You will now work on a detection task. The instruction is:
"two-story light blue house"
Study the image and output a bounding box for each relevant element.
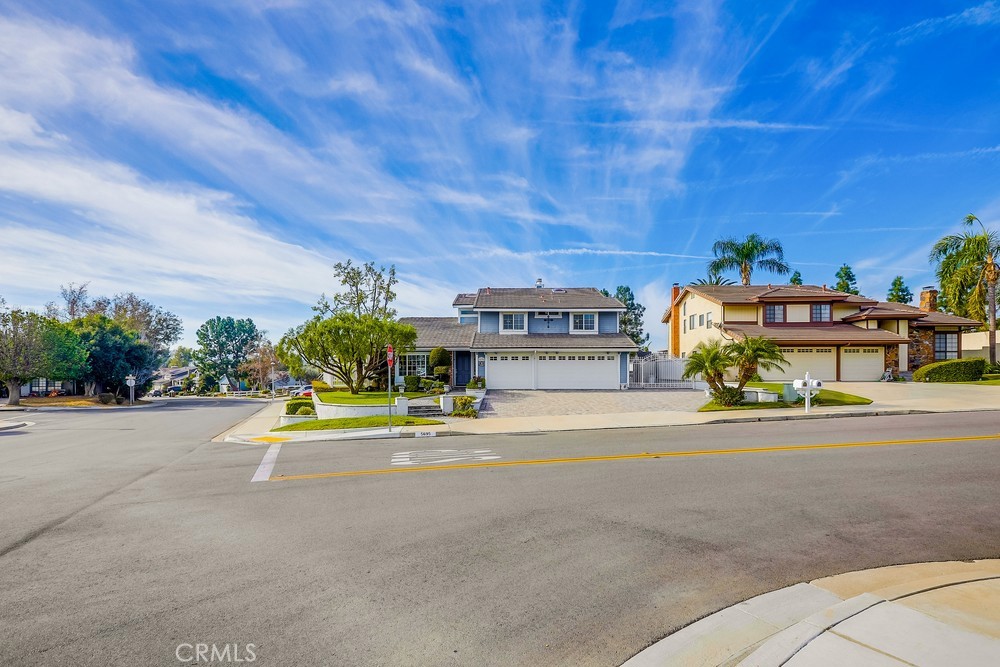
[397,281,637,390]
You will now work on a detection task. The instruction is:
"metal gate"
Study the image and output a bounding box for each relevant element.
[628,353,694,389]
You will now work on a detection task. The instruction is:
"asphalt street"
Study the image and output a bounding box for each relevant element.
[2,401,999,666]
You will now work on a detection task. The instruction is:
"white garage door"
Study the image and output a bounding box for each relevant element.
[485,353,533,389]
[763,347,837,381]
[537,352,620,390]
[840,347,885,381]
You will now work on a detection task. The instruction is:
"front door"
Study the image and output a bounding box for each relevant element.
[454,351,472,386]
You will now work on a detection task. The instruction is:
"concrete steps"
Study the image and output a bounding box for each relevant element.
[408,404,444,417]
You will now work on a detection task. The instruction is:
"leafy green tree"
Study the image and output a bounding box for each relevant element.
[43,321,89,386]
[239,340,285,391]
[681,340,732,393]
[613,285,650,349]
[886,276,914,304]
[834,264,860,295]
[168,345,194,367]
[789,270,803,285]
[930,214,1000,364]
[726,336,789,390]
[70,314,157,396]
[278,314,417,394]
[708,234,790,286]
[315,260,398,319]
[429,347,450,369]
[0,309,48,406]
[192,317,260,387]
[53,284,182,355]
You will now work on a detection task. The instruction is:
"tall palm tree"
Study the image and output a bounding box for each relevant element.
[930,214,1000,364]
[726,336,789,390]
[681,340,732,393]
[708,234,790,286]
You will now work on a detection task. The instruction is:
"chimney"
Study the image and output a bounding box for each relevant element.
[486,287,491,295]
[535,278,544,289]
[822,284,827,291]
[919,287,938,312]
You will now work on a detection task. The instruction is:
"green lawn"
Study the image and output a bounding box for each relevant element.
[273,415,445,431]
[699,382,872,412]
[953,379,1000,385]
[316,391,433,405]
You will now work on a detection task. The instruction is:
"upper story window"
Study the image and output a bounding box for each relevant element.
[501,313,526,332]
[572,313,596,332]
[689,314,696,330]
[811,304,831,322]
[764,304,785,323]
[706,312,713,328]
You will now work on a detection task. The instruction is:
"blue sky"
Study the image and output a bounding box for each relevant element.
[1,1,998,348]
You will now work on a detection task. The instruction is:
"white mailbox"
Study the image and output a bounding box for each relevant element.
[794,372,823,412]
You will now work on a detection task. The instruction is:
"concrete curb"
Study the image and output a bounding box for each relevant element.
[621,559,1000,667]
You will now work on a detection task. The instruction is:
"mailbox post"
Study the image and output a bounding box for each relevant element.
[792,372,823,413]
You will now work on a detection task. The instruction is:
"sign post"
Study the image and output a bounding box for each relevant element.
[125,374,136,406]
[793,372,823,413]
[387,345,395,432]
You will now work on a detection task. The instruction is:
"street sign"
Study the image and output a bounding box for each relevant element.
[387,344,394,367]
[125,378,135,387]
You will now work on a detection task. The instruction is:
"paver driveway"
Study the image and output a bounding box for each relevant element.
[481,389,706,418]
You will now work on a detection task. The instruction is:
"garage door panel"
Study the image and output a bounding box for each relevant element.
[841,347,885,381]
[762,347,837,381]
[537,352,619,390]
[486,353,532,389]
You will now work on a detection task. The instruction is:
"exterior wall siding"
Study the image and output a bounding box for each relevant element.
[679,297,725,354]
[479,311,500,333]
[833,304,861,320]
[598,311,619,333]
[723,305,758,323]
[786,304,810,323]
[527,312,569,334]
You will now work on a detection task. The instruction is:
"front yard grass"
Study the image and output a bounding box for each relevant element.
[273,415,445,431]
[316,391,433,405]
[699,382,872,412]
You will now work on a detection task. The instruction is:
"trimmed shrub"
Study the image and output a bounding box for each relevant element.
[115,396,126,405]
[433,366,450,379]
[452,395,478,418]
[711,385,744,407]
[913,358,985,383]
[295,406,316,416]
[466,376,485,389]
[286,398,313,415]
[97,393,115,405]
[429,347,450,370]
[985,362,1000,374]
[403,375,420,392]
[312,379,332,391]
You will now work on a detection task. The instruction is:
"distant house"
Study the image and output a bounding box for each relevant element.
[395,282,638,390]
[661,284,979,381]
[152,366,197,391]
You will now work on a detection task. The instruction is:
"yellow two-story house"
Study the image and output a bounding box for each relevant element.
[662,284,979,381]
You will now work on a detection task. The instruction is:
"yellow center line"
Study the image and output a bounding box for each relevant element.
[268,433,1000,482]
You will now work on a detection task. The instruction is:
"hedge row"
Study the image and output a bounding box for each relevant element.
[286,397,314,415]
[912,357,985,382]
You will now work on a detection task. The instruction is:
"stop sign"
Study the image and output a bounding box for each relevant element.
[387,344,394,367]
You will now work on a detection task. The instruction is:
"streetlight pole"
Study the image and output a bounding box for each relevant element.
[270,361,275,403]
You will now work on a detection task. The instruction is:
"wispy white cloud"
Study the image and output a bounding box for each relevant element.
[895,1,1000,43]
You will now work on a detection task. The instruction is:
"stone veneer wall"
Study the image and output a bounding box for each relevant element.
[885,345,899,375]
[908,329,935,370]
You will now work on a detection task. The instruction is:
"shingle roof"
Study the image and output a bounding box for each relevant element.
[839,301,980,327]
[910,311,981,327]
[471,333,637,350]
[399,318,477,349]
[472,287,625,310]
[719,323,908,345]
[452,293,476,307]
[687,284,876,305]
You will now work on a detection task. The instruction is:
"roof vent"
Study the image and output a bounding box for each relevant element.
[551,288,567,294]
[535,278,544,289]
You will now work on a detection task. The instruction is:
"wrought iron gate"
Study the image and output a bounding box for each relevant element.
[628,352,694,389]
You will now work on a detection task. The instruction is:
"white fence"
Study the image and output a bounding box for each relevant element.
[629,353,695,389]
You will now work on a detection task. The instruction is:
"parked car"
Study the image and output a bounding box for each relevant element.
[150,389,162,397]
[289,386,313,397]
[166,385,183,395]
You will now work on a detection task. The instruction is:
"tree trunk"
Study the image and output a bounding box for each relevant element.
[989,281,997,366]
[84,381,97,397]
[5,380,21,406]
[741,264,751,286]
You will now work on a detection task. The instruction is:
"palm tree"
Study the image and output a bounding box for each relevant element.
[708,234,790,286]
[930,214,1000,364]
[681,340,732,393]
[726,336,789,390]
[691,271,736,286]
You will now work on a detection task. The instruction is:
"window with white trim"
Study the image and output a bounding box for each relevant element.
[572,313,596,332]
[706,312,713,328]
[501,312,526,332]
[401,354,428,376]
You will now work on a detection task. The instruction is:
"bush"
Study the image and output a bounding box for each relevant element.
[433,366,451,379]
[913,357,985,383]
[312,379,332,391]
[429,347,450,370]
[985,362,1000,374]
[466,376,485,389]
[115,396,126,405]
[295,406,316,416]
[403,375,420,392]
[97,393,115,405]
[711,385,744,406]
[286,398,313,415]
[451,395,478,418]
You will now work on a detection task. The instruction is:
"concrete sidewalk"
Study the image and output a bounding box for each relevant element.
[623,559,1000,666]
